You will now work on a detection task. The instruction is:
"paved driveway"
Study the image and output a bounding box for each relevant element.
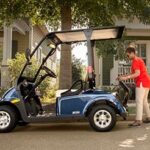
[0,121,150,150]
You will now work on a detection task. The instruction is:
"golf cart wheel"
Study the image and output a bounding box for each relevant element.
[88,105,116,132]
[0,106,18,133]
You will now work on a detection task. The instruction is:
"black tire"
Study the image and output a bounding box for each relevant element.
[0,105,18,133]
[88,105,116,132]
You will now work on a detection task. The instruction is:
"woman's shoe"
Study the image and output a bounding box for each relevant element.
[128,120,142,127]
[143,118,150,123]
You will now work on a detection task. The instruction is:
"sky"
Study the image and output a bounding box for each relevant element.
[72,43,87,65]
[57,42,88,65]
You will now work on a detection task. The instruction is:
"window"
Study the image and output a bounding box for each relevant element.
[12,40,18,58]
[136,44,147,64]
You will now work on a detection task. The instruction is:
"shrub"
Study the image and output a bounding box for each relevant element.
[8,53,39,85]
[8,52,57,103]
[0,87,7,97]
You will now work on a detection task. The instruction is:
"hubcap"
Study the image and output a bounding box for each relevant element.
[94,110,112,128]
[0,111,11,129]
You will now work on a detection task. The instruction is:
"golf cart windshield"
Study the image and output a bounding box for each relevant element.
[18,37,56,83]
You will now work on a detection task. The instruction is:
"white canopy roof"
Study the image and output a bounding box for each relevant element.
[47,26,125,44]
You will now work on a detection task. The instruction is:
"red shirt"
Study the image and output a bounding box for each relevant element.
[131,57,150,88]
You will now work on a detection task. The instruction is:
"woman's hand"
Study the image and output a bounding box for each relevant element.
[117,76,128,81]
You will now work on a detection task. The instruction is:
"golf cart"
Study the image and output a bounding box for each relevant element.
[0,26,130,133]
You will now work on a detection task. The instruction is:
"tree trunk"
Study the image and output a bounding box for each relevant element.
[59,2,72,89]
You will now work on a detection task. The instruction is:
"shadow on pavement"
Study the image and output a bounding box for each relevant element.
[14,123,93,133]
[12,121,136,133]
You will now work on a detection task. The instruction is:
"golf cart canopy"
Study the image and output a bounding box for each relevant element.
[46,26,125,45]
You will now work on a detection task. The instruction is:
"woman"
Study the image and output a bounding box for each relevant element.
[118,47,150,127]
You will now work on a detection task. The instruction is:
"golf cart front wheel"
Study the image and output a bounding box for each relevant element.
[88,105,116,132]
[0,106,18,133]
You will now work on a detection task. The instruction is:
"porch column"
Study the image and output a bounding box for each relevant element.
[1,26,12,88]
[93,44,100,87]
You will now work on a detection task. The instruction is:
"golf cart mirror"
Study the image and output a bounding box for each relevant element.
[25,48,31,61]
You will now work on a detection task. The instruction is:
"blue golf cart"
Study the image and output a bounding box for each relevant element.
[0,26,129,132]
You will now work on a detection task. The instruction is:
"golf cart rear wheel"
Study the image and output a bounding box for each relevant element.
[88,105,116,132]
[0,106,18,133]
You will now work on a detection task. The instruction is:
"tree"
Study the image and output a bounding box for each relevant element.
[96,39,135,60]
[72,55,83,83]
[0,0,150,89]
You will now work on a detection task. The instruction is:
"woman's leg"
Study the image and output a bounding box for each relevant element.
[143,88,150,118]
[135,85,145,121]
[129,85,145,126]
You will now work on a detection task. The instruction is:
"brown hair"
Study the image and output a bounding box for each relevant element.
[126,47,135,54]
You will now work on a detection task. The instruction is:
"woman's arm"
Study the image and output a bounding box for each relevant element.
[118,70,140,81]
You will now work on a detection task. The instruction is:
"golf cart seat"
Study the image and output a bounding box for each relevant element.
[61,80,83,97]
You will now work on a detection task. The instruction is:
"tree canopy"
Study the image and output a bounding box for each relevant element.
[0,0,150,88]
[0,0,150,27]
[96,39,135,60]
[72,55,84,83]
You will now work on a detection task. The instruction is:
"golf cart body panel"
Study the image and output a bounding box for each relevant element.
[0,87,31,122]
[58,91,126,116]
[1,87,126,121]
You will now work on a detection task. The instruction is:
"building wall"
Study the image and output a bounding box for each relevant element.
[32,25,57,71]
[102,54,114,85]
[0,23,57,88]
[94,19,150,86]
[33,25,44,48]
[0,32,3,63]
[94,47,101,87]
[135,40,150,72]
[110,58,119,85]
[0,37,3,64]
[12,31,29,53]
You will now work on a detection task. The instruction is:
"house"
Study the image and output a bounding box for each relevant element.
[0,20,57,88]
[94,18,150,87]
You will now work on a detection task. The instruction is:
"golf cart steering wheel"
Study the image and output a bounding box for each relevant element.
[42,66,57,78]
